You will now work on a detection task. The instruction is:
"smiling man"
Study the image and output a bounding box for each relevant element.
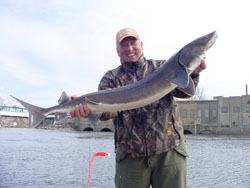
[71,27,206,188]
[116,28,143,63]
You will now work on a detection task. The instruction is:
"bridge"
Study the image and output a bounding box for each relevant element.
[61,118,115,132]
[70,120,220,135]
[183,124,250,135]
[183,124,217,135]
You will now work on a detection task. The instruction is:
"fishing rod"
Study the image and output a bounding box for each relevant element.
[87,152,110,188]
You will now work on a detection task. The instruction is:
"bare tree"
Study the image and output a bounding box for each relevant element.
[189,86,206,100]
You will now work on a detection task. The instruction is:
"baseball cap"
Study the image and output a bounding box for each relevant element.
[116,27,140,44]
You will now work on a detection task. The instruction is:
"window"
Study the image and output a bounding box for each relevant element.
[190,109,195,118]
[221,107,228,113]
[197,109,202,118]
[181,109,187,118]
[233,107,240,113]
[205,109,209,118]
[211,109,217,117]
[246,107,250,113]
[0,106,27,112]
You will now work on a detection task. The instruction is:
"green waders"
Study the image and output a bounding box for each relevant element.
[115,144,187,188]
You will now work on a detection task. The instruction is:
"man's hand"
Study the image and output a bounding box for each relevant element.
[70,95,91,118]
[192,59,206,74]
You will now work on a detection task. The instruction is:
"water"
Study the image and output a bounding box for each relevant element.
[0,128,250,188]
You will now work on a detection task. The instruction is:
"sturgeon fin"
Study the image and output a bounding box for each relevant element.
[84,97,102,124]
[54,112,68,125]
[29,111,46,128]
[85,97,101,105]
[11,95,46,128]
[165,53,189,88]
[176,76,195,97]
[88,112,102,125]
[170,67,189,88]
[58,91,71,104]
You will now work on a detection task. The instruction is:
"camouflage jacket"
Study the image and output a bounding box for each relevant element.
[98,55,199,161]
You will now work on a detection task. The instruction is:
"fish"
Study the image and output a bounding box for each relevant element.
[11,31,218,127]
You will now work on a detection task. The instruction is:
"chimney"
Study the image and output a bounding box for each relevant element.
[246,84,248,95]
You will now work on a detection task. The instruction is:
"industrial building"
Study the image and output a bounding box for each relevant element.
[177,95,250,127]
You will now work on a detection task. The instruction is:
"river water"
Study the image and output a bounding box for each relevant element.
[0,128,249,188]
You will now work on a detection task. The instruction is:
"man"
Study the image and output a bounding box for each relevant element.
[70,28,206,188]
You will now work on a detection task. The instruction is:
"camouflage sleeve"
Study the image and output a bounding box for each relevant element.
[172,74,200,98]
[98,70,118,121]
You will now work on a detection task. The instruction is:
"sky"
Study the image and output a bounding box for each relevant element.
[0,0,249,108]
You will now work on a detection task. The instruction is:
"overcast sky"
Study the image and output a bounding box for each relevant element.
[0,0,249,107]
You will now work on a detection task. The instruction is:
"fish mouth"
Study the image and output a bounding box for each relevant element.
[205,31,218,51]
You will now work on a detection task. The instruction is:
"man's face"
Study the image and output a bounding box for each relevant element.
[117,37,143,62]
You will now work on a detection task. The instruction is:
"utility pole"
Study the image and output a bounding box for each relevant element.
[194,119,197,136]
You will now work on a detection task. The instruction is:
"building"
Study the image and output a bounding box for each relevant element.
[0,105,54,128]
[176,95,250,134]
[177,99,217,126]
[0,106,29,127]
[216,95,250,127]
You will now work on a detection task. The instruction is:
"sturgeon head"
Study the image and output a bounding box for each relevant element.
[179,31,218,74]
[164,31,218,91]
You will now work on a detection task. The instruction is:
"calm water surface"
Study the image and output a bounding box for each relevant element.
[0,128,249,188]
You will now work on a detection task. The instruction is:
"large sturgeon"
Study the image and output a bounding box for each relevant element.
[12,31,217,127]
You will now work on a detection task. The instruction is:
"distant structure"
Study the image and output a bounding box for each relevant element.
[1,95,250,135]
[0,106,53,128]
[177,95,250,134]
[0,106,29,128]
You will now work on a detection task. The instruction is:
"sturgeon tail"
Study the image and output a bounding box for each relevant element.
[11,95,46,128]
